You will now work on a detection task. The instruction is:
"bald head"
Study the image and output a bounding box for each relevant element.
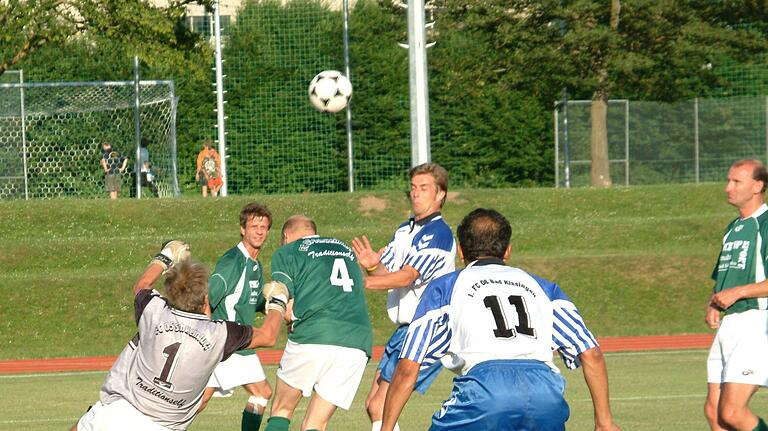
[281,215,317,245]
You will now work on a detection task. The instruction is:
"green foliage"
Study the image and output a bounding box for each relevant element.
[4,0,768,193]
[13,7,215,190]
[348,0,411,188]
[223,0,346,194]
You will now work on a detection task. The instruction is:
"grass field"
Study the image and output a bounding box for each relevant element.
[1,183,764,428]
[0,183,732,359]
[2,351,767,430]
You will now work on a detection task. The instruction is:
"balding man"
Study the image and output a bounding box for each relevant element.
[705,159,768,431]
[263,215,373,431]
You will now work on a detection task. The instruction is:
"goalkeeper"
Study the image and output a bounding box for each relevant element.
[71,241,287,431]
[263,215,372,431]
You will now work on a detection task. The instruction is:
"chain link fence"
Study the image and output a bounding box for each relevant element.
[554,96,768,187]
[0,79,178,199]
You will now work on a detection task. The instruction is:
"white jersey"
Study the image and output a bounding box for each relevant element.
[380,212,456,325]
[400,259,598,375]
[100,290,252,430]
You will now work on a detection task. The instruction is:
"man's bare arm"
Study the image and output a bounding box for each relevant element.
[244,309,283,349]
[365,265,420,291]
[711,279,768,310]
[133,261,164,295]
[578,347,621,431]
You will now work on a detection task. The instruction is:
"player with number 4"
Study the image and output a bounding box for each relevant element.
[352,163,456,431]
[263,215,372,431]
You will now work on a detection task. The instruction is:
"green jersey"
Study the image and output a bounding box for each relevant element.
[271,235,372,356]
[712,204,768,315]
[209,242,265,355]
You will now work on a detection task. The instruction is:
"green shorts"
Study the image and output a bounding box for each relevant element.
[105,173,121,192]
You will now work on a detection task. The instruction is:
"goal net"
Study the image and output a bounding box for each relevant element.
[0,79,178,199]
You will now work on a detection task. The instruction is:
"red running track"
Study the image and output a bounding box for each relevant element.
[0,334,715,375]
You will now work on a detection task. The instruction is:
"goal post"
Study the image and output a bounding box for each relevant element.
[0,79,179,199]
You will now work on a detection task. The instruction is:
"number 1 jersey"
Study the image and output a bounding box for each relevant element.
[100,290,252,430]
[271,235,372,357]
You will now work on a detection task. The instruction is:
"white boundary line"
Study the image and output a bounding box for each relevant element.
[0,350,707,379]
[0,370,106,379]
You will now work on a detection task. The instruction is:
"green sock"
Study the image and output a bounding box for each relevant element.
[263,416,290,431]
[242,410,263,431]
[754,417,768,431]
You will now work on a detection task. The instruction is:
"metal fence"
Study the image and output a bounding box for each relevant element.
[0,76,178,199]
[554,96,768,187]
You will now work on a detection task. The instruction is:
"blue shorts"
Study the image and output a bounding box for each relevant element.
[430,360,570,431]
[378,325,443,394]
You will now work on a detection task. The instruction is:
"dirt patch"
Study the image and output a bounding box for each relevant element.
[447,191,466,205]
[358,195,388,215]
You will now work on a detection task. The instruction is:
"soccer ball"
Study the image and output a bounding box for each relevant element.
[308,70,352,113]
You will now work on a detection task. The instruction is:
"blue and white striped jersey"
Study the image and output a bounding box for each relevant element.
[399,259,598,375]
[380,212,456,325]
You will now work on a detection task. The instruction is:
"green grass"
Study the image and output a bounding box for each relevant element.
[0,184,734,359]
[2,351,765,430]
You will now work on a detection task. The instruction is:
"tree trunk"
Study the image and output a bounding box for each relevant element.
[589,0,620,187]
[590,91,612,187]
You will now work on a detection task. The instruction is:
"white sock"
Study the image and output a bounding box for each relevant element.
[246,396,268,414]
[371,421,399,431]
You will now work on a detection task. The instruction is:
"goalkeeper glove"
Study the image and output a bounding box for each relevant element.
[152,240,190,273]
[263,281,289,314]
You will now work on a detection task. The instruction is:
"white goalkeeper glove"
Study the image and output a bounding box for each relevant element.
[263,281,289,314]
[151,240,191,273]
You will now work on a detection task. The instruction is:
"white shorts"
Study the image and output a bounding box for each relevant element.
[707,309,768,386]
[77,399,170,431]
[207,353,267,397]
[277,340,368,410]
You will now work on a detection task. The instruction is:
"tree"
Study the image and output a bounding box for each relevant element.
[0,0,212,76]
[438,0,768,187]
[557,0,768,186]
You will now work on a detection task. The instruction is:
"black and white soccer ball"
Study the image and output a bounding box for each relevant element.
[308,70,353,113]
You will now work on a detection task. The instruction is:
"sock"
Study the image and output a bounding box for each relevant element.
[264,416,290,431]
[241,410,263,431]
[754,417,768,431]
[371,421,400,431]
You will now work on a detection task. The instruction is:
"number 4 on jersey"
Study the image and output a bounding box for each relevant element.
[330,258,354,292]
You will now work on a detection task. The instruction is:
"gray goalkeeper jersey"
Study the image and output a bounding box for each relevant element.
[100,289,252,430]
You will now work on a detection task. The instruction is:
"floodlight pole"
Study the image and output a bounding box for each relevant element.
[408,0,431,166]
[342,0,354,192]
[214,0,229,196]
